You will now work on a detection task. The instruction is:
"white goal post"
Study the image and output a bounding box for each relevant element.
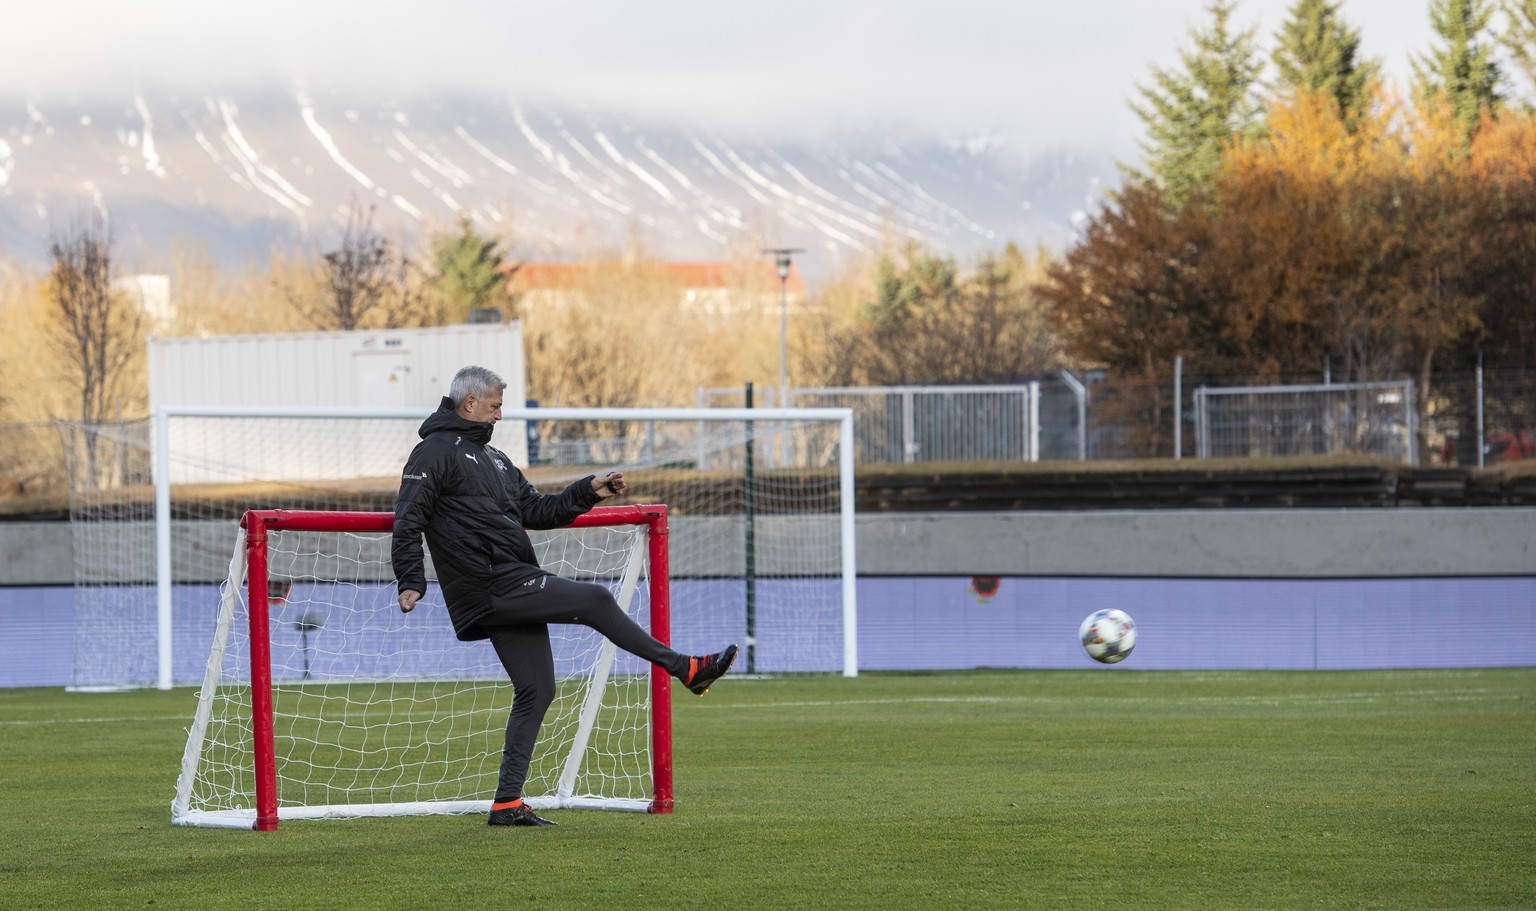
[173,505,678,829]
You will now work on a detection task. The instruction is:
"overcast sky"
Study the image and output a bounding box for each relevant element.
[2,1,1436,159]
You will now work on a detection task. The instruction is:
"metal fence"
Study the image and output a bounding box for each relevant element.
[698,379,1093,465]
[797,385,1040,464]
[1421,368,1536,467]
[1194,380,1418,464]
[697,369,1533,467]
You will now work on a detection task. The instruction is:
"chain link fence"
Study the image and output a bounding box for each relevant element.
[1194,380,1418,464]
[1421,368,1536,467]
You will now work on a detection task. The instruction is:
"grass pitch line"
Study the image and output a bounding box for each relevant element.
[721,688,1519,711]
[0,715,186,726]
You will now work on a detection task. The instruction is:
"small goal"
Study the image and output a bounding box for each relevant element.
[172,505,675,830]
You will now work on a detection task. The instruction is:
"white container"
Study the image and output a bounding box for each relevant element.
[147,324,528,480]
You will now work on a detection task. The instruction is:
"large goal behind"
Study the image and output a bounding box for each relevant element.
[173,505,673,829]
[60,406,857,692]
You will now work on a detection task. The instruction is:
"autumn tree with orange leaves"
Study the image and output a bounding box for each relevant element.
[1041,74,1536,457]
[1463,112,1536,370]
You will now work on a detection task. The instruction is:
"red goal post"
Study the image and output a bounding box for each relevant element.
[174,504,674,830]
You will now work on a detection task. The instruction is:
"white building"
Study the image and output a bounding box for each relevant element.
[147,323,528,482]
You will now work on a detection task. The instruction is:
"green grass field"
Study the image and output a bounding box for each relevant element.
[2,669,1533,910]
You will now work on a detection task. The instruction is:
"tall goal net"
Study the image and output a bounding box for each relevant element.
[173,506,673,829]
[60,406,856,693]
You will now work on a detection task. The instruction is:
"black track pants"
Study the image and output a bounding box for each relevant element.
[484,573,688,801]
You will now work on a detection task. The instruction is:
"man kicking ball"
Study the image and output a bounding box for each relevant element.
[392,365,737,826]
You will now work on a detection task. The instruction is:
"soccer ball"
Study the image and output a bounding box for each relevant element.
[1079,609,1137,664]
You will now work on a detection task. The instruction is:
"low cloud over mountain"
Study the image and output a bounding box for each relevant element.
[0,88,1113,281]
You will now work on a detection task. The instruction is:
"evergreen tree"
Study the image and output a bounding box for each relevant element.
[1503,0,1536,105]
[1271,0,1381,123]
[1413,0,1502,141]
[428,217,513,323]
[1130,0,1266,205]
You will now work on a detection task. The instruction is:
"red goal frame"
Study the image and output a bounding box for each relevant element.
[238,504,674,831]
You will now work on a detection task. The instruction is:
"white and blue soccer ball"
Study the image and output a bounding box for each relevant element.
[1079,609,1137,664]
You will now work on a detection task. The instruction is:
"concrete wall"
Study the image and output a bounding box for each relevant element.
[854,509,1536,577]
[1,523,74,585]
[5,508,1533,586]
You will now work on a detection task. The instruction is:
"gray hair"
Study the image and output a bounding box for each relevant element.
[448,365,507,406]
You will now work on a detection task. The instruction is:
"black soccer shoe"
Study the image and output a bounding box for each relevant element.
[487,801,557,827]
[683,644,739,695]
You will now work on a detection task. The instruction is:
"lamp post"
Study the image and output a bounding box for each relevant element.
[762,247,803,407]
[753,248,800,675]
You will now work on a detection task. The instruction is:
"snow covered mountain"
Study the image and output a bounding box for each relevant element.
[0,88,1114,282]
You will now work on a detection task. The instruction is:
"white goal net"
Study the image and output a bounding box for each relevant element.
[59,405,856,691]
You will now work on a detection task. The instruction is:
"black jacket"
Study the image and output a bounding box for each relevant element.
[392,398,601,640]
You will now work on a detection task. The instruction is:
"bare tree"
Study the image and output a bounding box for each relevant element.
[47,215,144,491]
[48,215,142,427]
[290,200,427,330]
